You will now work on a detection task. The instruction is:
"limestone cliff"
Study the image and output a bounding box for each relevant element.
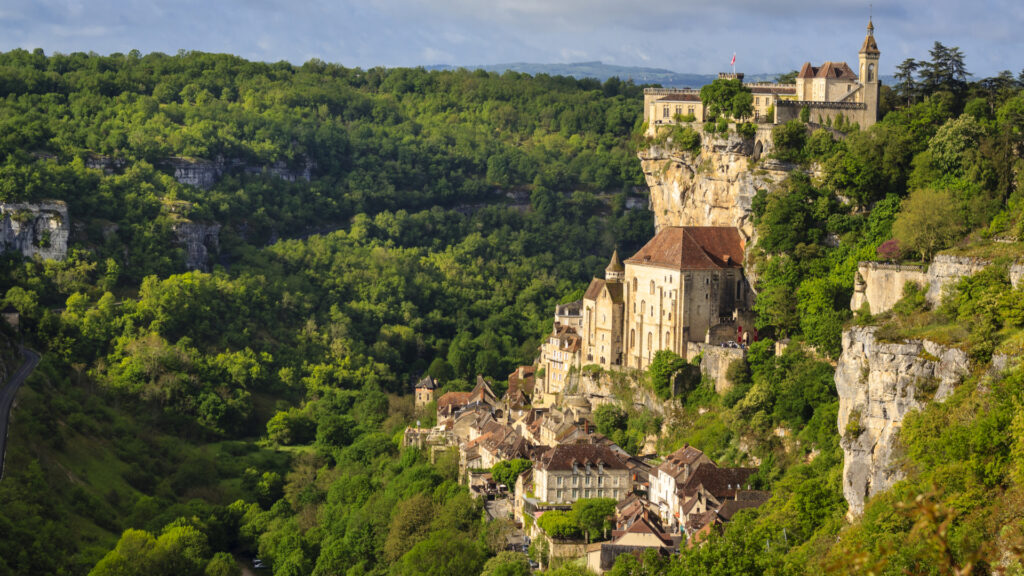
[172,221,221,271]
[835,326,969,518]
[638,130,790,241]
[0,202,70,260]
[164,157,315,190]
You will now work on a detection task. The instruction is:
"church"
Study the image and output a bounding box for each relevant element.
[579,226,751,372]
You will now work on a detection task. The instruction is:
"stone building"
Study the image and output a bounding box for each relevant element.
[576,227,749,372]
[540,324,582,394]
[621,226,749,370]
[649,445,713,526]
[534,444,631,504]
[580,251,626,369]
[643,20,880,132]
[414,375,438,409]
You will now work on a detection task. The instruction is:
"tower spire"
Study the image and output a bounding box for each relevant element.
[605,249,624,282]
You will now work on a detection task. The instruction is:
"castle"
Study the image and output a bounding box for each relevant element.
[643,20,880,132]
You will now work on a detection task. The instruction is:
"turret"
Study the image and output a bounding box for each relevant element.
[605,250,624,282]
[859,18,880,123]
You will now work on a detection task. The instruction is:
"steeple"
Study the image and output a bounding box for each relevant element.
[605,250,624,282]
[860,18,879,56]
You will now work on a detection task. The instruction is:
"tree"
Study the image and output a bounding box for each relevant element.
[894,58,920,105]
[593,404,627,437]
[775,70,799,84]
[490,459,532,487]
[480,551,531,576]
[772,120,807,163]
[647,350,687,400]
[699,78,753,121]
[892,187,965,261]
[572,498,616,543]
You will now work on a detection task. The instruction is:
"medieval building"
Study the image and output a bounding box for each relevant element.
[643,20,881,132]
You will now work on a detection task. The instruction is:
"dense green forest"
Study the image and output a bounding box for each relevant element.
[0,42,1023,576]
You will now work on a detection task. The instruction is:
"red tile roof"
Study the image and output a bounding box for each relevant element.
[625,227,744,271]
[583,278,624,303]
[798,61,858,81]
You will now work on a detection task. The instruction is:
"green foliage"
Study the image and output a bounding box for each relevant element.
[771,120,807,163]
[490,458,531,487]
[593,404,627,437]
[536,510,581,539]
[736,122,757,140]
[647,349,687,400]
[699,78,753,121]
[480,551,531,576]
[892,187,966,260]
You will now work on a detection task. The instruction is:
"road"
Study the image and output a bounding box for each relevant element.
[0,347,41,480]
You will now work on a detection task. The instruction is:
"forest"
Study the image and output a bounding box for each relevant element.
[0,41,1022,576]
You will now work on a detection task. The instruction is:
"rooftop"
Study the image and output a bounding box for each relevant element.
[625,227,744,271]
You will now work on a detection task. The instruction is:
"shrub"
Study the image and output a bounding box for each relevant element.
[736,122,757,140]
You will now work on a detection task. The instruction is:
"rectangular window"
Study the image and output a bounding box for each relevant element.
[598,489,604,497]
[675,105,682,116]
[598,476,604,487]
[557,489,562,500]
[687,106,694,115]
[572,489,579,499]
[663,106,670,118]
[573,476,579,486]
[557,476,563,486]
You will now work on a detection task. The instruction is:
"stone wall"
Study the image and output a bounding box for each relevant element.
[0,202,70,260]
[851,256,1024,314]
[686,342,746,394]
[164,157,315,190]
[835,326,969,518]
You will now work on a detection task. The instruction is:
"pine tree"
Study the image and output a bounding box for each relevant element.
[894,58,920,105]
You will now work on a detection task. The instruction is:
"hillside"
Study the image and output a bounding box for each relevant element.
[0,45,1023,576]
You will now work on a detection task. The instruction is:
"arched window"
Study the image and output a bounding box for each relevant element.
[650,280,655,295]
[630,329,635,347]
[647,333,652,349]
[641,300,645,315]
[868,63,875,82]
[666,331,671,346]
[633,278,638,292]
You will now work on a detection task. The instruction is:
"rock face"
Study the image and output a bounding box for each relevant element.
[851,255,1024,314]
[638,129,789,241]
[835,326,969,518]
[165,157,315,190]
[686,342,746,394]
[172,221,221,271]
[0,202,70,260]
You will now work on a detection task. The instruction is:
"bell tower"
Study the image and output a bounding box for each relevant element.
[859,18,881,125]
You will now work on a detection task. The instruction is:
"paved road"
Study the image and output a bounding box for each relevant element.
[0,347,41,480]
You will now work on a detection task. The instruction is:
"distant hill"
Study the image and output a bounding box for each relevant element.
[425,61,786,88]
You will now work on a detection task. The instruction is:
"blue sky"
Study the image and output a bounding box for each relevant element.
[1,0,1022,76]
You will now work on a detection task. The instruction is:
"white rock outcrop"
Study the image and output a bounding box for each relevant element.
[0,201,70,260]
[638,131,789,242]
[835,326,969,518]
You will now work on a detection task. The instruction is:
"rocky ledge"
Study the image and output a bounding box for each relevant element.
[0,201,70,260]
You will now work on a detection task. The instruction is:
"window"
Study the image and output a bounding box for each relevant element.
[650,280,655,294]
[572,489,579,499]
[630,329,635,347]
[586,476,592,486]
[598,476,604,486]
[647,333,652,350]
[687,105,694,115]
[675,105,682,116]
[666,331,671,346]
[868,63,875,82]
[573,476,579,486]
[663,106,670,118]
[557,489,563,500]
[585,489,592,498]
[755,97,759,105]
[557,476,563,486]
[633,278,638,292]
[641,300,645,315]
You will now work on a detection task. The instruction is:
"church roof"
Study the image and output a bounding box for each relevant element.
[798,61,858,81]
[607,250,624,273]
[860,31,880,55]
[583,278,624,303]
[624,227,744,271]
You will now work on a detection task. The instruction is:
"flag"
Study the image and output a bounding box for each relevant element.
[731,53,736,66]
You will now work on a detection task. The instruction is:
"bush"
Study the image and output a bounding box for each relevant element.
[736,122,757,140]
[772,120,807,163]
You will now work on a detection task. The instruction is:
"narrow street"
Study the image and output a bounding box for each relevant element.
[0,347,41,480]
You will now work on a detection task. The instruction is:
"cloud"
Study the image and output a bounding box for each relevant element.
[0,0,1021,75]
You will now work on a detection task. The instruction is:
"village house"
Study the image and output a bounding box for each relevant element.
[649,445,714,526]
[539,319,583,395]
[586,496,681,574]
[534,444,631,504]
[643,20,880,132]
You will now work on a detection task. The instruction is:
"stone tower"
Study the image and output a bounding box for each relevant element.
[606,250,624,282]
[859,18,880,124]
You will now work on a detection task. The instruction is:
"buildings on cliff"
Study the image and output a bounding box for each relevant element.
[643,20,880,132]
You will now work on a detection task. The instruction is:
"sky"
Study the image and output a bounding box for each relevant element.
[1,0,1023,77]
